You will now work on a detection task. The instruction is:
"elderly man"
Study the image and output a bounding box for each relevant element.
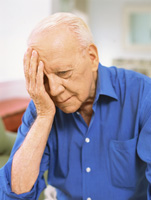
[0,12,151,200]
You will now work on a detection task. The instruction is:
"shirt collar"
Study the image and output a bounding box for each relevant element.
[94,63,118,103]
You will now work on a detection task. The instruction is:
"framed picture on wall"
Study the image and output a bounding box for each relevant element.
[123,4,151,51]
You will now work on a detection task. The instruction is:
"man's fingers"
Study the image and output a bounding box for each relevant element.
[23,48,39,97]
[29,50,38,88]
[36,61,45,94]
[23,48,32,81]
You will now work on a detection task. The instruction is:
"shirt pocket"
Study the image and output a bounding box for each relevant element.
[109,136,138,188]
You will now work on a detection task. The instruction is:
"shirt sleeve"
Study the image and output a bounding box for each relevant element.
[0,100,50,200]
[137,88,151,200]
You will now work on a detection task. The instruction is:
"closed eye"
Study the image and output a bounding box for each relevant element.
[56,70,72,79]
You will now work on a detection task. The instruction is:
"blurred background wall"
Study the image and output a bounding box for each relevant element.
[0,0,51,100]
[0,0,151,100]
[89,0,151,64]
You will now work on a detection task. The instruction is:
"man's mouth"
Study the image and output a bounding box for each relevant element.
[56,96,72,103]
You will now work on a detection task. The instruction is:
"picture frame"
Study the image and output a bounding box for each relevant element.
[123,5,151,51]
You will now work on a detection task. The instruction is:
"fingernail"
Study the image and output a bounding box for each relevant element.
[39,61,43,66]
[32,50,37,56]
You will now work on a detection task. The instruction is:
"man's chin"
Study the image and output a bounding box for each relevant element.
[57,104,79,114]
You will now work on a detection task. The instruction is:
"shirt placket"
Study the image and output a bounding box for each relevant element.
[73,104,97,200]
[81,107,96,200]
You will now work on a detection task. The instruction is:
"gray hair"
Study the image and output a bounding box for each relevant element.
[27,12,94,49]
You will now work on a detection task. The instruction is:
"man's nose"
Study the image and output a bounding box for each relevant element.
[48,74,65,97]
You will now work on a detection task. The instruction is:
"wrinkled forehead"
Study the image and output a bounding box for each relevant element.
[29,26,81,60]
[28,27,84,73]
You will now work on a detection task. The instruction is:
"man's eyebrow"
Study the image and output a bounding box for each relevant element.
[56,64,73,70]
[44,66,73,75]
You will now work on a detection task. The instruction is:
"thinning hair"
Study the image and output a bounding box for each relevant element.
[27,12,94,49]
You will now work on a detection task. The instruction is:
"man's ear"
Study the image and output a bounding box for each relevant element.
[87,44,99,71]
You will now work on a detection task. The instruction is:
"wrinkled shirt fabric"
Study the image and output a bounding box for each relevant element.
[0,63,151,200]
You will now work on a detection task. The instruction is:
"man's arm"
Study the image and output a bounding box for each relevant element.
[137,88,151,200]
[11,48,56,194]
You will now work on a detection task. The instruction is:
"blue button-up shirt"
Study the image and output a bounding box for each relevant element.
[0,63,151,200]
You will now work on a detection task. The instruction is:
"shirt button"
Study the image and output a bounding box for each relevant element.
[86,167,91,173]
[85,137,90,143]
[76,111,80,115]
[87,198,92,200]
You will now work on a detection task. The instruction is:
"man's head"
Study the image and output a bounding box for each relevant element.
[27,12,94,52]
[27,12,99,113]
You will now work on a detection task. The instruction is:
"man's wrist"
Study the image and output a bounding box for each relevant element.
[36,113,55,122]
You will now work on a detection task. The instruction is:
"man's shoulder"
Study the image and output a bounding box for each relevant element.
[101,65,151,102]
[107,65,151,87]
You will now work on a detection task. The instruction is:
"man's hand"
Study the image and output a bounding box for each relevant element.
[23,48,56,117]
[12,48,56,194]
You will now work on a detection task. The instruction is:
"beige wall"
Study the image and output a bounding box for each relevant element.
[0,80,29,101]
